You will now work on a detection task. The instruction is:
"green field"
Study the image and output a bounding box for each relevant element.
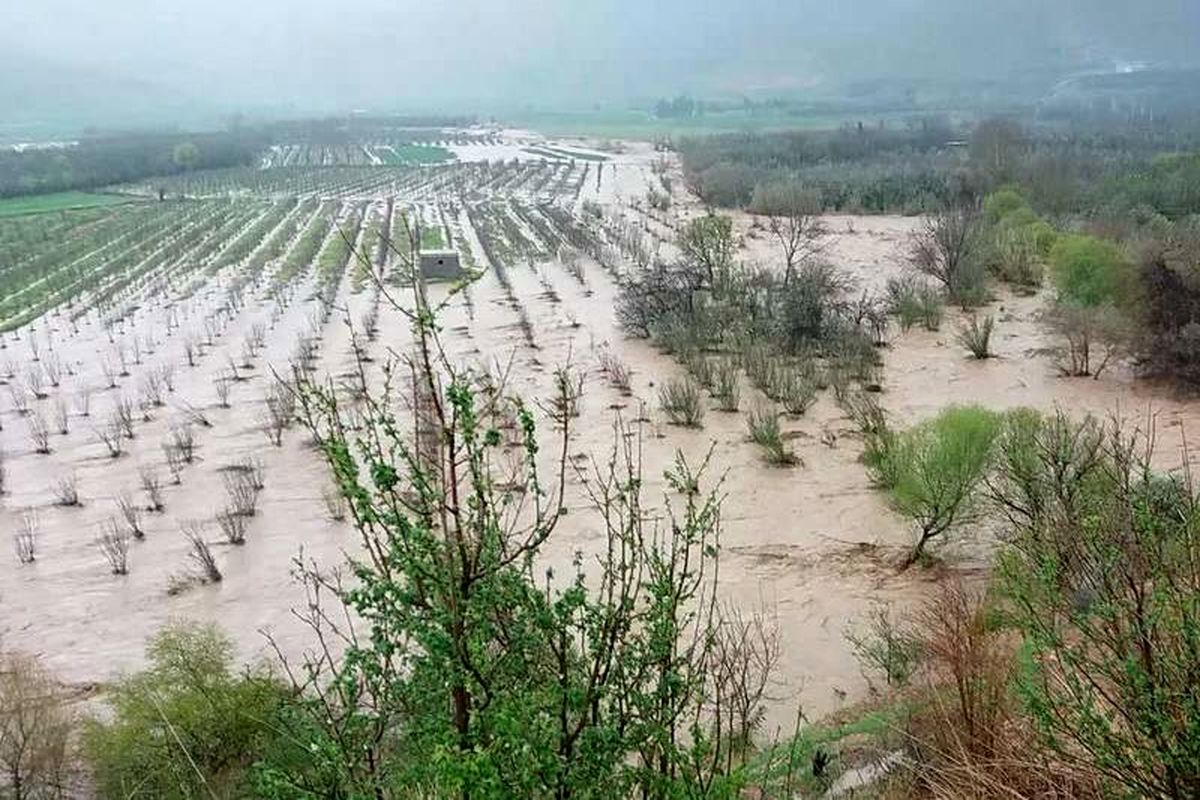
[0,191,135,218]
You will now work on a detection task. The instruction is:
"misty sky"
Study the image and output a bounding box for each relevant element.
[4,0,1200,121]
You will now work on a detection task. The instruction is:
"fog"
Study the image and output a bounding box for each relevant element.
[3,0,1199,129]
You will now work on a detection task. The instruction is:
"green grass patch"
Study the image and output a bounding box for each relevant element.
[0,191,135,218]
[386,144,455,165]
[420,225,446,250]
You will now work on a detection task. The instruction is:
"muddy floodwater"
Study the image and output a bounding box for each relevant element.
[2,137,1197,736]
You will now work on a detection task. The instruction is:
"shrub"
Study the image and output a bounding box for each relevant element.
[911,207,987,307]
[82,622,284,800]
[887,406,1003,566]
[887,276,942,332]
[1049,234,1129,308]
[845,604,920,690]
[955,315,995,359]
[711,359,741,411]
[994,414,1200,798]
[658,377,705,427]
[747,405,798,466]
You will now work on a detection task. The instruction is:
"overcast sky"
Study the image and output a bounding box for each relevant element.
[4,0,1199,121]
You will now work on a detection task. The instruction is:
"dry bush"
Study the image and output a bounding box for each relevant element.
[597,348,633,395]
[903,579,1099,799]
[72,388,91,418]
[100,358,117,389]
[237,456,265,491]
[182,335,199,367]
[27,413,50,454]
[42,353,62,387]
[0,449,6,495]
[169,424,196,463]
[52,473,81,507]
[8,383,30,416]
[14,512,37,564]
[96,519,131,575]
[94,420,124,459]
[223,471,259,517]
[1045,304,1130,379]
[139,465,165,512]
[138,370,165,407]
[182,522,221,583]
[51,398,69,435]
[215,508,247,545]
[111,396,135,439]
[0,651,74,798]
[25,366,47,399]
[162,443,185,485]
[116,492,144,539]
[213,373,231,408]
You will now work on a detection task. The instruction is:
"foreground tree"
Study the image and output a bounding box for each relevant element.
[0,652,73,799]
[993,413,1200,798]
[253,231,773,798]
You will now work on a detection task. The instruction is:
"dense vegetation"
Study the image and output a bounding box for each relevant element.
[0,130,268,198]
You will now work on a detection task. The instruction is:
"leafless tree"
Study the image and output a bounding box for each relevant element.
[100,358,117,389]
[0,450,6,495]
[53,473,81,506]
[182,522,221,582]
[8,382,29,416]
[138,370,165,407]
[216,508,247,545]
[73,387,92,418]
[223,470,259,516]
[96,519,130,575]
[52,398,69,435]
[177,401,211,429]
[911,206,985,304]
[163,443,185,485]
[139,464,165,512]
[169,423,196,463]
[182,335,199,367]
[14,512,37,563]
[213,373,232,408]
[25,366,46,400]
[95,419,125,458]
[112,396,136,439]
[238,456,265,490]
[28,413,50,454]
[116,491,144,539]
[159,363,176,394]
[42,353,63,387]
[128,337,142,366]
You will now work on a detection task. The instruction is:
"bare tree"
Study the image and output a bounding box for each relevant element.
[73,388,92,418]
[100,358,117,389]
[223,471,259,516]
[139,465,165,512]
[138,370,165,407]
[25,366,46,400]
[8,383,29,416]
[182,335,199,367]
[213,373,232,408]
[51,398,69,435]
[911,206,985,305]
[0,450,6,495]
[216,508,247,545]
[753,182,826,286]
[163,443,185,485]
[112,396,136,439]
[183,522,221,582]
[42,353,62,388]
[14,512,37,563]
[28,413,50,454]
[321,484,347,522]
[96,519,131,575]
[95,420,124,459]
[169,424,196,463]
[53,473,81,507]
[116,491,144,539]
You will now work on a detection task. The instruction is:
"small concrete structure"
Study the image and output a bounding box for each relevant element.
[419,249,463,281]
